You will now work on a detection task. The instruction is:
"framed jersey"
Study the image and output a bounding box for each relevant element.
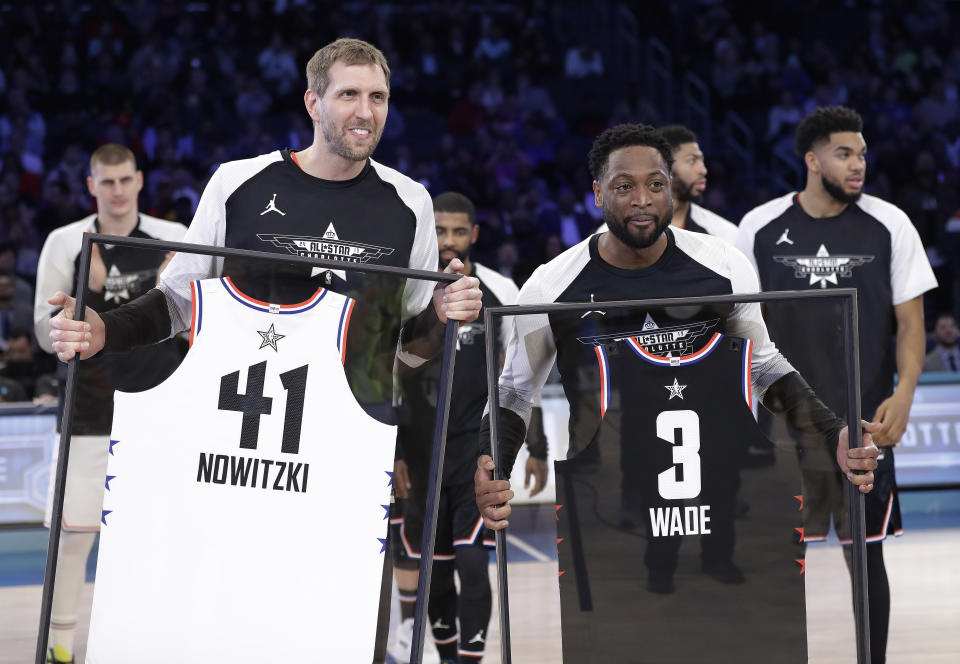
[38,234,461,664]
[484,290,873,664]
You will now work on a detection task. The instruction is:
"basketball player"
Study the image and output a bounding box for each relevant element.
[45,38,480,660]
[33,144,186,664]
[595,124,738,244]
[736,106,937,663]
[473,124,878,657]
[47,38,481,365]
[389,192,547,664]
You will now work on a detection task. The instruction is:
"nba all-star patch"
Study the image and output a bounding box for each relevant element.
[257,323,285,351]
[257,222,394,264]
[774,244,874,288]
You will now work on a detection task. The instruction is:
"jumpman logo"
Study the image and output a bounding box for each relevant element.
[432,617,451,630]
[580,293,607,318]
[260,193,286,216]
[468,629,486,644]
[776,228,794,245]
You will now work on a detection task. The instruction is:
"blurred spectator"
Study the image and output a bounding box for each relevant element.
[564,40,603,78]
[0,270,32,338]
[258,32,299,94]
[475,24,512,62]
[923,312,959,371]
[0,327,39,398]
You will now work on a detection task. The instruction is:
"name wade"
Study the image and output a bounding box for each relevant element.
[196,452,309,493]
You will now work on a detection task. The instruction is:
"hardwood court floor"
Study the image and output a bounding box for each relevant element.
[2,528,957,663]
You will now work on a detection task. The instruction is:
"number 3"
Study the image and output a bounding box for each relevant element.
[656,410,701,499]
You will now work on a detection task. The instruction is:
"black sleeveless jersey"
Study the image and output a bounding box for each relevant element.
[555,334,806,663]
[398,263,519,486]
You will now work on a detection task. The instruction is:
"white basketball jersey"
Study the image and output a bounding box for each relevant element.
[86,277,396,664]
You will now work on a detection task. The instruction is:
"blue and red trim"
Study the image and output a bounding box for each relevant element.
[595,345,610,417]
[741,338,753,407]
[220,276,326,314]
[189,280,203,346]
[337,298,356,365]
[453,516,485,547]
[626,332,723,366]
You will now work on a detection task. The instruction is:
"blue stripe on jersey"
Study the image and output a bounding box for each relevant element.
[337,298,351,351]
[741,338,753,406]
[196,280,203,334]
[219,277,327,314]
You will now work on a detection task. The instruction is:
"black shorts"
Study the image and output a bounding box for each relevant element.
[396,479,494,562]
[801,446,902,544]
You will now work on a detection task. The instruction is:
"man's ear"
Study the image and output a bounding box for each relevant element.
[592,180,602,208]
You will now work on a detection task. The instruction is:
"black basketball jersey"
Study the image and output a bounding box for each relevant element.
[737,193,937,418]
[398,263,519,486]
[34,214,187,434]
[555,334,806,663]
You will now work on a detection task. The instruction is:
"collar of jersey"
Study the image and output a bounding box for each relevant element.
[588,228,677,278]
[220,276,327,313]
[625,332,723,366]
[282,147,372,188]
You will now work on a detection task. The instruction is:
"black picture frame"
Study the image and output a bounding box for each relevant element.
[484,289,871,664]
[37,233,460,664]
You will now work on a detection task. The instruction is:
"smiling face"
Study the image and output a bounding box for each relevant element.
[315,61,389,162]
[593,145,673,249]
[810,131,866,205]
[87,159,142,221]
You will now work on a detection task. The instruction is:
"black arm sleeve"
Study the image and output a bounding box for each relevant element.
[524,406,548,460]
[761,371,845,456]
[101,288,173,353]
[478,408,527,479]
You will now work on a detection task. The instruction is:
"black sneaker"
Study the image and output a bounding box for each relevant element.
[646,571,675,594]
[702,560,746,584]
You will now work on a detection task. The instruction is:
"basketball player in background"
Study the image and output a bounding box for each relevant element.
[34,144,186,664]
[595,124,738,244]
[389,192,547,663]
[737,106,937,663]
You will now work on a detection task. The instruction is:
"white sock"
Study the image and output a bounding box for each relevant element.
[49,531,97,656]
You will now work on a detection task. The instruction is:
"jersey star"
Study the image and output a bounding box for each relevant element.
[257,323,286,351]
[664,377,688,400]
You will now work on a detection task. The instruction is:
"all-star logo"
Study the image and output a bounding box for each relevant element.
[258,222,394,264]
[774,244,874,288]
[664,377,687,400]
[578,315,719,355]
[257,323,285,351]
[104,265,153,303]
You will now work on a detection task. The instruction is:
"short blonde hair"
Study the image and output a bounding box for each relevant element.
[305,38,391,97]
[90,143,136,173]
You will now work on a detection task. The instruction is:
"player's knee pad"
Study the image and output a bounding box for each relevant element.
[59,530,97,561]
[428,558,457,599]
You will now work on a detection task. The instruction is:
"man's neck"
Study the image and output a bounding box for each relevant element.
[97,212,138,236]
[295,137,367,181]
[597,231,668,270]
[671,199,691,228]
[797,182,849,218]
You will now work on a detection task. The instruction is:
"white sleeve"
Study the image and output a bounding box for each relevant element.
[734,213,761,273]
[888,210,938,305]
[401,188,439,321]
[33,221,87,354]
[495,269,557,424]
[157,167,228,334]
[723,243,796,399]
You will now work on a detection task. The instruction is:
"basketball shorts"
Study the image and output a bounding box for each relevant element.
[44,434,110,532]
[396,479,494,562]
[801,445,902,544]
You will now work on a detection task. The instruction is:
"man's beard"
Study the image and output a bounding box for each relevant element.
[821,173,862,205]
[319,111,380,162]
[439,247,469,269]
[673,175,702,203]
[604,206,672,250]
